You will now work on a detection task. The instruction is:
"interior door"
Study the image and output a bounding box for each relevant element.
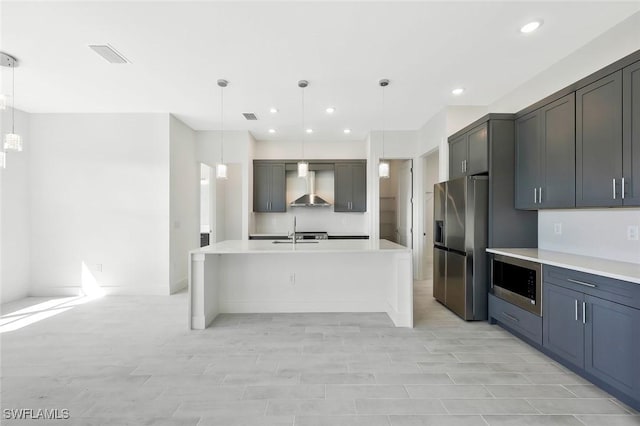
[396,160,413,248]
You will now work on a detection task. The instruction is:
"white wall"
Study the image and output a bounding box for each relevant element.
[487,12,640,264]
[169,115,198,293]
[539,209,640,264]
[28,113,171,296]
[253,139,366,160]
[490,12,640,113]
[0,108,31,303]
[196,131,250,239]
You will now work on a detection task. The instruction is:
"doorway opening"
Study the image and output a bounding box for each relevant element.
[379,159,413,247]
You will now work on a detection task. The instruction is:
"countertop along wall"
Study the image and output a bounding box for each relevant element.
[489,12,640,265]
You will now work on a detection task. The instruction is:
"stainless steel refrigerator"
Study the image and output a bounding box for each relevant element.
[433,176,488,320]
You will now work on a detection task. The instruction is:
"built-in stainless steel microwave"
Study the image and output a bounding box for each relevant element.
[491,255,542,316]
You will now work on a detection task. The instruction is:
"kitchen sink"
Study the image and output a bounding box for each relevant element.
[272,240,319,244]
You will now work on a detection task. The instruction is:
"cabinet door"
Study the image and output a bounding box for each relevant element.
[541,93,576,208]
[623,60,640,206]
[584,295,640,400]
[253,163,272,212]
[449,135,467,180]
[543,283,584,369]
[576,71,623,207]
[334,163,352,212]
[269,164,287,212]
[515,111,540,210]
[350,162,367,212]
[466,123,488,175]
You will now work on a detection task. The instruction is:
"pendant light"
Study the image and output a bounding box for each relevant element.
[1,52,21,152]
[216,79,228,180]
[379,79,390,179]
[298,79,309,178]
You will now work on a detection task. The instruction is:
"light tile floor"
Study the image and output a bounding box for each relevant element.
[1,278,639,426]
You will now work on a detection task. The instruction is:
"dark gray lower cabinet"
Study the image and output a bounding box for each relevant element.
[488,293,542,345]
[541,269,640,408]
[585,295,640,399]
[543,283,585,369]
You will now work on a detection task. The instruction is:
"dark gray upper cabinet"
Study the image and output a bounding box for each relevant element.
[623,60,640,206]
[543,282,585,369]
[253,162,286,212]
[449,115,537,248]
[334,161,366,212]
[576,71,623,207]
[448,123,488,179]
[515,93,575,210]
[448,134,467,180]
[515,112,540,210]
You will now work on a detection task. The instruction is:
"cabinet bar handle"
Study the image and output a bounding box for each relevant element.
[539,187,543,204]
[575,300,578,321]
[501,312,519,323]
[613,178,617,199]
[533,188,537,204]
[567,278,597,288]
[622,177,625,200]
[582,302,586,324]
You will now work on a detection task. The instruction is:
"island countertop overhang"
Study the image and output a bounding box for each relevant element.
[191,239,411,255]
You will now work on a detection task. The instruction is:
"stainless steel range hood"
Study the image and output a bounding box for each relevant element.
[290,171,331,207]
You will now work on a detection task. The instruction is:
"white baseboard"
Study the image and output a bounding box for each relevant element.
[221,300,388,313]
[170,278,188,294]
[29,284,170,297]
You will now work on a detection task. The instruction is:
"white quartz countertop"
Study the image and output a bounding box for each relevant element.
[486,248,640,285]
[192,239,410,255]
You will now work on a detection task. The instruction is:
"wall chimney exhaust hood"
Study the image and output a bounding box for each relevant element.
[290,171,331,207]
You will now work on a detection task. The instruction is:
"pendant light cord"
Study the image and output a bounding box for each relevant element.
[11,63,15,133]
[220,84,224,163]
[301,87,305,160]
[382,83,386,159]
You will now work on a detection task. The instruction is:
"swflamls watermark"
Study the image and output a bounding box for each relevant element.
[3,408,70,420]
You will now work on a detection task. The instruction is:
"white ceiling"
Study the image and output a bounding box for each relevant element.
[2,1,639,141]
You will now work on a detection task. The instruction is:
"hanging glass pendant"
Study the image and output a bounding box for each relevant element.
[379,160,390,179]
[216,163,228,179]
[4,133,22,152]
[298,161,309,178]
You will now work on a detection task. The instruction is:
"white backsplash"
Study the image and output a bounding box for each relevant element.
[538,209,640,264]
[253,170,368,235]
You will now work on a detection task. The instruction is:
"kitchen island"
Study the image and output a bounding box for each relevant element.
[188,239,413,329]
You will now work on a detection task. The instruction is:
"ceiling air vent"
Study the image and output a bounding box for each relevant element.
[88,45,129,64]
[242,113,258,120]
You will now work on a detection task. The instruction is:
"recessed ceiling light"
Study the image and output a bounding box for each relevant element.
[268,128,276,134]
[520,20,543,34]
[326,107,336,114]
[306,128,313,134]
[269,108,278,113]
[344,129,352,134]
[452,87,465,96]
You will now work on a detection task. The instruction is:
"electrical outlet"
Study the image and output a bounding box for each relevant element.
[289,273,296,285]
[554,223,562,235]
[93,264,103,273]
[628,225,639,241]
